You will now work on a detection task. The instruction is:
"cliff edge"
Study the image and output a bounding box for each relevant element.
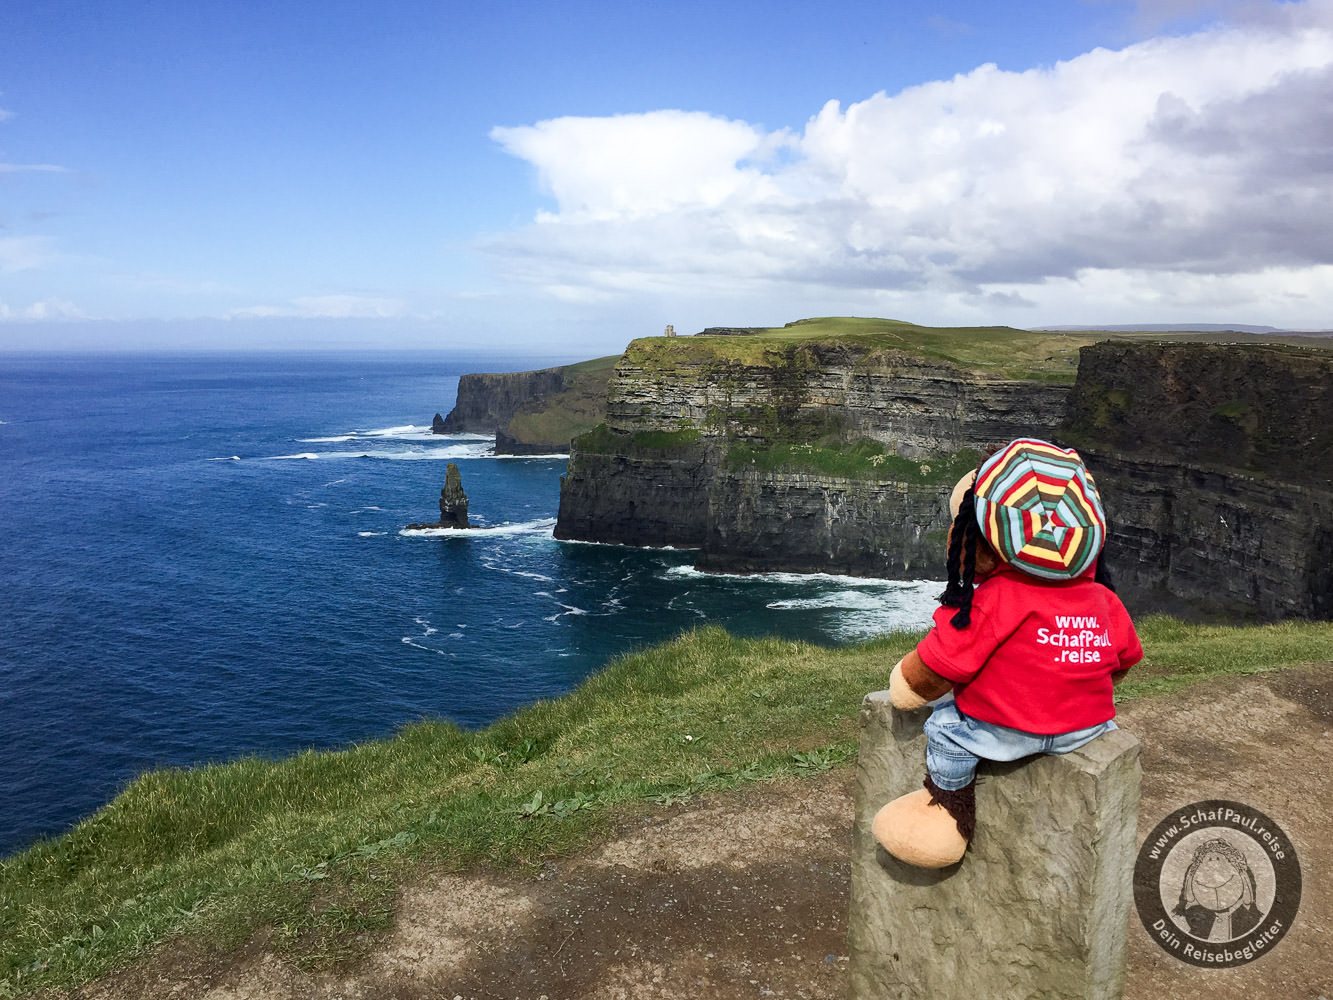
[439,356,617,454]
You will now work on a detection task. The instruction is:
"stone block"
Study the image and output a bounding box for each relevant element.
[849,690,1141,1000]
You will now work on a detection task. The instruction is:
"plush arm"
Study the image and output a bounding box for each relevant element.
[889,648,953,709]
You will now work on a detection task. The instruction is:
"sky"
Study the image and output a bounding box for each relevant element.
[1,0,1330,353]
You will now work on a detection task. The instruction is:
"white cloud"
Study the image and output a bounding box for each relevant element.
[227,295,409,319]
[0,163,69,174]
[485,2,1333,325]
[0,297,86,321]
[0,235,58,272]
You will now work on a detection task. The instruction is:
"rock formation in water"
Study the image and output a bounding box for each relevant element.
[406,462,470,530]
[431,412,447,434]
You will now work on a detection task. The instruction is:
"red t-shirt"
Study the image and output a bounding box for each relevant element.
[915,566,1143,735]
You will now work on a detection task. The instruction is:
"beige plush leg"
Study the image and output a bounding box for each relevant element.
[872,789,968,868]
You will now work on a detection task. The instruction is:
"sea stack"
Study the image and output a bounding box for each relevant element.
[438,462,470,528]
[431,411,448,434]
[406,462,470,530]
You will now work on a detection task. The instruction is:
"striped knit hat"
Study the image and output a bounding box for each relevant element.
[972,438,1106,581]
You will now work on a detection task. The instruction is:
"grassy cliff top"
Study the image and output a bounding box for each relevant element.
[622,317,1333,383]
[4,617,1333,995]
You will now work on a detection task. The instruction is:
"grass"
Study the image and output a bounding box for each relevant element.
[572,423,703,455]
[624,317,1333,385]
[725,439,982,483]
[3,618,1332,995]
[501,354,619,449]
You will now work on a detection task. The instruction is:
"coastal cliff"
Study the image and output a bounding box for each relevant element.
[554,320,1078,576]
[1064,342,1333,619]
[440,356,617,454]
[552,321,1333,619]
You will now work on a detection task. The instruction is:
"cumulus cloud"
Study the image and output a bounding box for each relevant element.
[227,295,409,319]
[485,3,1333,322]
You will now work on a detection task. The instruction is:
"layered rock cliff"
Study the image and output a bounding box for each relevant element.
[441,368,566,434]
[439,356,617,454]
[554,328,1333,620]
[1064,342,1333,619]
[554,334,1071,577]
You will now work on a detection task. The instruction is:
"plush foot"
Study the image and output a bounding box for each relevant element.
[871,778,974,869]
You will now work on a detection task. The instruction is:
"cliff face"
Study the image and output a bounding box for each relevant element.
[555,333,1333,620]
[440,357,617,453]
[605,340,1068,456]
[699,471,947,577]
[441,369,566,434]
[1065,342,1333,619]
[556,337,1071,579]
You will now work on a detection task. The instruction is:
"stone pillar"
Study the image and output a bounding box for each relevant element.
[849,691,1141,1000]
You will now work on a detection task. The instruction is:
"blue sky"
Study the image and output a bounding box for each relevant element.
[2,0,1330,352]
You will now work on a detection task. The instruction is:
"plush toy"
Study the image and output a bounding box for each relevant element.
[872,438,1144,869]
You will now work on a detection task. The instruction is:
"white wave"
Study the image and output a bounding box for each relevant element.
[399,517,556,539]
[556,537,700,551]
[208,455,242,462]
[768,591,904,612]
[543,602,587,622]
[662,564,918,587]
[299,425,493,443]
[400,637,451,657]
[413,616,439,637]
[258,442,494,462]
[491,453,570,460]
[357,531,387,537]
[350,506,383,513]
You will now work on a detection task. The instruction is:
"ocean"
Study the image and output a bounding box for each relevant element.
[0,350,938,856]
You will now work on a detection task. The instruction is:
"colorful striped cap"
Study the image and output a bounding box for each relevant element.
[972,438,1106,581]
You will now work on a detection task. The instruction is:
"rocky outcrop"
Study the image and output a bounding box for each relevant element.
[406,462,470,530]
[439,358,616,454]
[431,412,447,434]
[698,471,948,577]
[554,442,713,548]
[438,369,567,435]
[1065,342,1333,619]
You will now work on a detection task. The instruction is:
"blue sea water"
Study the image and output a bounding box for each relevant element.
[0,351,938,856]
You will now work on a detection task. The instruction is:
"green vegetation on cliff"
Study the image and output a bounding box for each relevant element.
[3,618,1333,996]
[501,354,619,450]
[725,439,983,483]
[629,317,1097,382]
[573,422,703,454]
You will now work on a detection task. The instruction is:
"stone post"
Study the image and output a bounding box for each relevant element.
[849,691,1141,1000]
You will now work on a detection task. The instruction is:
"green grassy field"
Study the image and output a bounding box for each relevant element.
[624,317,1333,384]
[3,617,1332,996]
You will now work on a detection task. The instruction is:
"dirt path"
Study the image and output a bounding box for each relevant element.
[77,666,1332,1000]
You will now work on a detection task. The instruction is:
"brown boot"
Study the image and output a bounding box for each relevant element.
[871,777,975,869]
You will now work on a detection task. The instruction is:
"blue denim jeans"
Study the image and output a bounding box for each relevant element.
[924,693,1117,791]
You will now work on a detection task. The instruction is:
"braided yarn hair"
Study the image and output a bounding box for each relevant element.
[938,479,982,629]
